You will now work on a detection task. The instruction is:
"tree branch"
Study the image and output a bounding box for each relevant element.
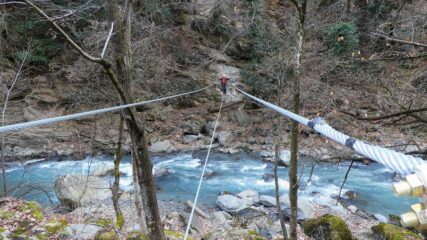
[0,1,26,5]
[339,107,427,121]
[101,22,114,58]
[372,32,427,48]
[23,0,103,63]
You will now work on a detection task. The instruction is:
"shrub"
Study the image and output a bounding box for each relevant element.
[326,22,359,56]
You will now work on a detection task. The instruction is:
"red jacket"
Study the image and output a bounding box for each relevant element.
[219,77,229,87]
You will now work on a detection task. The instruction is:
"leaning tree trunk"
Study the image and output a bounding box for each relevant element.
[106,1,165,239]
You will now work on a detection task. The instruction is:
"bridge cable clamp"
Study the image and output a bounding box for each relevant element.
[307,116,326,129]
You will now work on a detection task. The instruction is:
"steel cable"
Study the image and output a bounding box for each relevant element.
[236,87,425,175]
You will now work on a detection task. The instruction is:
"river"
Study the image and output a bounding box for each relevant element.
[1,151,416,216]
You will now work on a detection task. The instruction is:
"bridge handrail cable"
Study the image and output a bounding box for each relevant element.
[0,84,214,133]
[235,87,425,175]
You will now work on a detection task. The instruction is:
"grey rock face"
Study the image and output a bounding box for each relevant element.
[149,140,177,153]
[216,194,251,213]
[218,131,233,146]
[54,174,111,209]
[61,224,102,240]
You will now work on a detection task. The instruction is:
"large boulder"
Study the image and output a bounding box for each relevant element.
[280,194,315,219]
[281,207,306,222]
[182,121,201,135]
[153,168,171,178]
[262,173,274,183]
[279,150,291,166]
[54,174,111,208]
[236,189,260,205]
[259,150,273,158]
[259,195,277,207]
[371,223,422,240]
[182,135,199,144]
[212,211,232,230]
[216,195,251,213]
[303,214,353,240]
[373,214,388,223]
[149,140,176,153]
[202,121,219,136]
[218,131,233,146]
[61,224,103,240]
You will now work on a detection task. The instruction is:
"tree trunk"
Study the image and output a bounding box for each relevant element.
[275,145,288,240]
[287,1,306,239]
[106,1,165,239]
[112,115,124,229]
[132,156,148,233]
[346,0,351,15]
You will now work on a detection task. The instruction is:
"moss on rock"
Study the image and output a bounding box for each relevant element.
[126,231,148,240]
[87,218,113,227]
[0,209,15,220]
[302,214,353,240]
[115,212,124,230]
[96,231,118,240]
[203,229,266,240]
[371,223,422,240]
[165,230,189,240]
[20,201,43,221]
[44,219,68,234]
[36,233,49,240]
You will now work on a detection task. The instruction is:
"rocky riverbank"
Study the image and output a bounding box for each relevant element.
[2,158,425,239]
[3,83,426,165]
[1,186,423,240]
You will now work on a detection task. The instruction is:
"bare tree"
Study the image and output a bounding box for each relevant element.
[20,1,165,238]
[0,43,30,197]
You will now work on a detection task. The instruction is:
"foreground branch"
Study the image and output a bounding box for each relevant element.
[372,32,427,48]
[339,108,427,121]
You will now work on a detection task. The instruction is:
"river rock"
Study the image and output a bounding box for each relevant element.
[280,194,315,219]
[259,195,277,207]
[344,190,360,200]
[183,134,199,144]
[149,140,177,153]
[61,224,103,239]
[163,212,186,234]
[259,150,273,158]
[371,223,422,240]
[182,121,201,135]
[279,150,291,166]
[154,168,171,178]
[216,194,251,213]
[262,173,274,183]
[348,205,358,213]
[202,121,218,136]
[303,214,353,240]
[54,174,111,208]
[212,211,232,230]
[312,194,337,207]
[237,189,260,205]
[374,214,388,223]
[218,131,233,146]
[282,207,306,222]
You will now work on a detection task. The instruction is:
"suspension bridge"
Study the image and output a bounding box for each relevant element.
[0,83,425,239]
